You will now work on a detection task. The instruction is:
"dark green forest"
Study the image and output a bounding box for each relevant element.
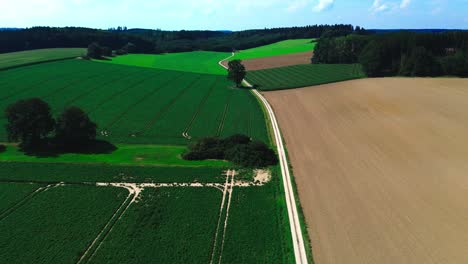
[313,31,468,77]
[0,24,360,54]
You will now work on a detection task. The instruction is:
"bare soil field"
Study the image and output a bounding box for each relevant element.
[222,51,313,71]
[264,78,468,264]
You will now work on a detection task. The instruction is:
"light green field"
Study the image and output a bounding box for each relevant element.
[101,51,230,75]
[0,48,86,70]
[232,39,316,61]
[0,144,228,167]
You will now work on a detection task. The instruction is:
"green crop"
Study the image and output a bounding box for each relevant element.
[0,59,269,145]
[0,185,127,263]
[232,39,316,61]
[247,63,366,91]
[0,48,86,70]
[100,51,230,75]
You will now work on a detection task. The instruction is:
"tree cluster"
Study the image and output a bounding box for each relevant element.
[5,98,97,151]
[313,31,468,77]
[183,134,278,168]
[0,25,366,54]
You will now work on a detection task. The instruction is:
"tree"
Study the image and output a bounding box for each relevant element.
[55,107,97,149]
[87,42,102,59]
[5,98,55,148]
[227,60,246,87]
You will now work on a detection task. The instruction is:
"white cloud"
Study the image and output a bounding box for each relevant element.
[313,0,335,12]
[370,0,389,13]
[400,0,411,9]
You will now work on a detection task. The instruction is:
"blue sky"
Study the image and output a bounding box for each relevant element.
[0,0,466,30]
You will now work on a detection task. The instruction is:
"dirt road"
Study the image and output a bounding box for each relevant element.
[219,57,309,264]
[264,78,468,264]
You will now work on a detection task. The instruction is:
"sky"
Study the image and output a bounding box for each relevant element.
[0,0,467,30]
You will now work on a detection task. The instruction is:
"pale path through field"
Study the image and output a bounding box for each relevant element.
[264,78,468,264]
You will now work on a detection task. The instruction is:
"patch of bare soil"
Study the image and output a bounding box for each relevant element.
[264,78,468,264]
[222,51,313,71]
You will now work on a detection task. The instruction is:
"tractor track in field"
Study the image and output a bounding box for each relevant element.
[182,77,220,140]
[63,69,139,107]
[216,170,235,264]
[135,75,204,137]
[0,72,91,102]
[219,54,309,264]
[101,72,183,132]
[216,90,234,137]
[86,73,158,115]
[209,170,231,264]
[0,183,59,222]
[76,187,135,264]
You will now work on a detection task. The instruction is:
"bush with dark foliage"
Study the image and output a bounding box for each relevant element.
[55,107,97,150]
[183,134,278,168]
[5,98,55,149]
[0,144,6,153]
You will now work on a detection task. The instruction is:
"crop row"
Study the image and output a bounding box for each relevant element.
[246,63,366,91]
[0,59,269,145]
[0,184,127,263]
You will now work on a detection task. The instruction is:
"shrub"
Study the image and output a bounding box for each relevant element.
[183,135,278,168]
[0,144,6,153]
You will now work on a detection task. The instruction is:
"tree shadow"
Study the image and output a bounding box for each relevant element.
[21,139,117,158]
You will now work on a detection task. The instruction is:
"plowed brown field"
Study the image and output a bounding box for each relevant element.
[264,78,468,264]
[222,51,313,71]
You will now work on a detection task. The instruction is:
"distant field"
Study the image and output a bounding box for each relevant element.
[101,51,230,75]
[0,48,85,70]
[0,60,268,145]
[246,63,365,91]
[0,144,228,167]
[265,78,468,264]
[232,39,316,61]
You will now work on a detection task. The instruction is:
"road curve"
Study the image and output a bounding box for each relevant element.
[219,55,309,264]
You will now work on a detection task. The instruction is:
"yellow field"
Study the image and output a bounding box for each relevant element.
[264,78,468,264]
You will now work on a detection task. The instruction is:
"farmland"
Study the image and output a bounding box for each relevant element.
[264,78,468,264]
[235,51,314,71]
[0,59,268,145]
[0,48,296,264]
[232,39,316,60]
[101,51,230,75]
[0,48,85,70]
[246,63,366,91]
[0,184,128,263]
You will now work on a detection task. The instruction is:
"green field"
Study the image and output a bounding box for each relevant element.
[232,39,316,61]
[0,182,42,213]
[246,63,366,91]
[0,144,228,167]
[0,59,268,145]
[0,184,127,263]
[0,50,296,263]
[0,48,86,70]
[0,162,227,183]
[101,51,230,75]
[89,188,221,263]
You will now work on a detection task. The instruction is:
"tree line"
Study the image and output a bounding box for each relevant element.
[0,25,365,54]
[313,31,468,77]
